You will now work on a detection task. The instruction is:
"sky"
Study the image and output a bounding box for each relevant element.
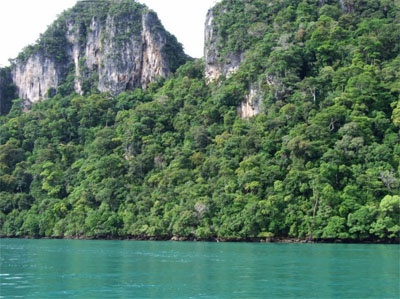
[0,0,219,67]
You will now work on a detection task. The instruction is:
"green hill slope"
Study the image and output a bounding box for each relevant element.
[0,0,399,242]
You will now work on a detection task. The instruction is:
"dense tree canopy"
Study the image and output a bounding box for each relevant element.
[0,0,399,242]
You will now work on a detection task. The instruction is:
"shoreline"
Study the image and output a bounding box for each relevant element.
[1,235,399,244]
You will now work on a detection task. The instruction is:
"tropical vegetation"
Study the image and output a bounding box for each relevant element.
[0,0,399,242]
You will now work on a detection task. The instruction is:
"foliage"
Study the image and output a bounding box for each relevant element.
[0,67,17,115]
[0,0,399,242]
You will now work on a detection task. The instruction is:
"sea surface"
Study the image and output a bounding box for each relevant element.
[0,239,399,298]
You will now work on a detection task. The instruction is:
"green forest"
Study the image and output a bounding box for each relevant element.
[0,0,399,242]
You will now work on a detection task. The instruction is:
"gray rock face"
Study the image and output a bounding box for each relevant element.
[204,8,243,83]
[10,1,187,104]
[237,85,262,119]
[12,54,61,103]
[204,6,258,118]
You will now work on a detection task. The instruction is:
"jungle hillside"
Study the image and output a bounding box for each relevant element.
[0,0,399,242]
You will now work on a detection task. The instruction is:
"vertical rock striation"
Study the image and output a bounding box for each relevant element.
[12,54,62,104]
[204,7,243,83]
[9,0,187,104]
[204,2,257,118]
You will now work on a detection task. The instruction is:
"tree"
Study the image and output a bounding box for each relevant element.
[370,195,400,239]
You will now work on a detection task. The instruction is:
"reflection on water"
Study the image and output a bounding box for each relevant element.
[1,239,399,298]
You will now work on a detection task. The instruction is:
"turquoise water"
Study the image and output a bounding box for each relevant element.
[0,239,399,298]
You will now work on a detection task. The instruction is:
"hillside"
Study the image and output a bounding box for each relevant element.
[0,0,399,242]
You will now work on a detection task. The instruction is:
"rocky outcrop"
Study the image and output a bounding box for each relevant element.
[204,7,243,83]
[9,0,187,104]
[237,85,262,119]
[12,53,62,104]
[204,2,264,118]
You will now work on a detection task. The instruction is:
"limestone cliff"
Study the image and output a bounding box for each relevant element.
[13,53,62,103]
[9,0,187,104]
[204,1,259,118]
[204,7,243,83]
